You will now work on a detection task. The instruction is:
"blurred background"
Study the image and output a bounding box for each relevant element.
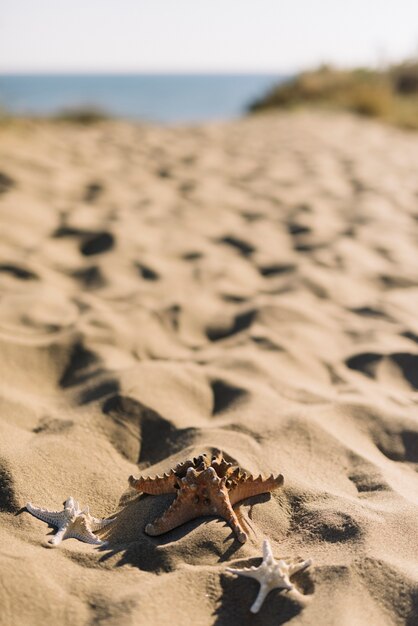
[1,0,418,125]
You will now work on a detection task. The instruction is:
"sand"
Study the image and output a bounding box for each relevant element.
[0,110,417,626]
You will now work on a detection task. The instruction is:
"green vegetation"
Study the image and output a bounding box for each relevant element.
[249,61,418,130]
[53,106,109,125]
[0,105,109,127]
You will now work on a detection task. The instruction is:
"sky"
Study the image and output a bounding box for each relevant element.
[1,0,418,73]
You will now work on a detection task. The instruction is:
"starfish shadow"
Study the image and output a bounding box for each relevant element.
[245,492,271,518]
[213,573,304,625]
[217,535,243,562]
[96,494,175,571]
[16,506,28,516]
[96,491,247,570]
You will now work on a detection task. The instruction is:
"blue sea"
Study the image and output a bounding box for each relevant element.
[0,74,285,124]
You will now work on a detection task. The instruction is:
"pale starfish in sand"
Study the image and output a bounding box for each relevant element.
[26,496,113,547]
[227,539,312,613]
[129,451,283,543]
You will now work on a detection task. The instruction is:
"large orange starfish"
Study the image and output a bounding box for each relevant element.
[129,452,283,543]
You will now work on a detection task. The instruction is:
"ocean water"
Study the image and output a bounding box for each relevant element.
[0,74,284,124]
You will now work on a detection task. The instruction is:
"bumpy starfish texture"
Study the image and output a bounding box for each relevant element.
[26,496,113,547]
[227,539,312,613]
[129,451,283,543]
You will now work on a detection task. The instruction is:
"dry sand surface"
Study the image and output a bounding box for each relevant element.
[0,111,417,626]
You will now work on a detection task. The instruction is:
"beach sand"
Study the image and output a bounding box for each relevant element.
[0,111,417,625]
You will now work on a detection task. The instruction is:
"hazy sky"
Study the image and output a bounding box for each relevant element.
[1,0,418,73]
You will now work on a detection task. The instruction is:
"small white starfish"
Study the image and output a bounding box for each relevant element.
[227,539,312,613]
[26,496,113,547]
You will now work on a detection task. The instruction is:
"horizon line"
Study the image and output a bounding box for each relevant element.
[0,68,290,76]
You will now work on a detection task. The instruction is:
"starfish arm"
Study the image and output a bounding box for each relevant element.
[48,522,69,546]
[210,456,233,478]
[90,516,115,531]
[26,503,68,527]
[129,472,177,495]
[145,491,198,536]
[64,498,79,515]
[262,539,274,564]
[251,582,270,614]
[209,450,223,464]
[289,558,312,577]
[66,527,104,545]
[211,489,247,543]
[173,459,198,476]
[229,474,284,506]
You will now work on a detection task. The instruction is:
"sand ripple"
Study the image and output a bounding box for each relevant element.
[0,112,417,625]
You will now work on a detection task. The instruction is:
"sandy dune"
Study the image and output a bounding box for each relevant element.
[0,111,417,625]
